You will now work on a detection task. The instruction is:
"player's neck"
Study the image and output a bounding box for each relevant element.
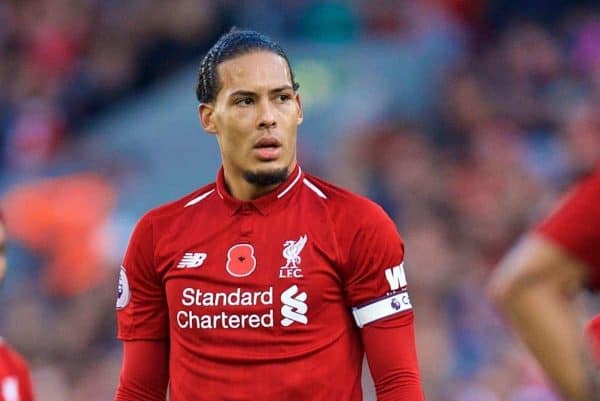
[227,179,278,201]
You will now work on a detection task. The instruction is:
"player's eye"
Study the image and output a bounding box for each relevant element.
[277,94,291,103]
[235,97,254,106]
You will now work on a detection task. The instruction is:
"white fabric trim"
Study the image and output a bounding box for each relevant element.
[352,291,412,328]
[302,178,327,199]
[277,168,303,199]
[184,189,215,207]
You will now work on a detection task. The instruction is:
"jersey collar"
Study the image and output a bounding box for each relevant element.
[215,164,304,215]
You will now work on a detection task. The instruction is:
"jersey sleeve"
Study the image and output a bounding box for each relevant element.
[341,203,412,327]
[340,203,424,399]
[536,170,600,290]
[114,340,169,401]
[117,214,169,340]
[362,315,424,401]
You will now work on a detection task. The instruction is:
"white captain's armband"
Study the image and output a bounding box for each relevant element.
[352,291,412,328]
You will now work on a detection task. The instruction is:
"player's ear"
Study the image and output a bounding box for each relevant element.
[295,93,303,125]
[199,103,217,134]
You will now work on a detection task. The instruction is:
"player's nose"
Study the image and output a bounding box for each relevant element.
[257,99,276,130]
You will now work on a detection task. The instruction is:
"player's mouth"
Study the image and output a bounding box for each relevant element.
[253,137,282,161]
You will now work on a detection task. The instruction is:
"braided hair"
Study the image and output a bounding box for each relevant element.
[196,29,300,103]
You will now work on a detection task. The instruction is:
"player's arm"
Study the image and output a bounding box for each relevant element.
[343,204,424,401]
[360,311,423,401]
[114,214,170,401]
[115,340,169,401]
[488,234,598,401]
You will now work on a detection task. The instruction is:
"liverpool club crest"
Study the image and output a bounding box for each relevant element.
[279,235,307,279]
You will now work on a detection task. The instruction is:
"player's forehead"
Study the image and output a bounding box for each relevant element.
[216,51,293,96]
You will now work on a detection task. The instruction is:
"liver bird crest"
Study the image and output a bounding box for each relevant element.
[282,235,307,268]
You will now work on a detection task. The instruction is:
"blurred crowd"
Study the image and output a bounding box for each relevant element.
[0,0,230,173]
[1,1,600,401]
[332,3,600,401]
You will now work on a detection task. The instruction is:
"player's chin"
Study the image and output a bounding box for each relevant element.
[243,165,289,187]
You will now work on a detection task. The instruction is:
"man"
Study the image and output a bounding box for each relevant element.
[0,215,35,401]
[114,29,424,401]
[488,167,600,401]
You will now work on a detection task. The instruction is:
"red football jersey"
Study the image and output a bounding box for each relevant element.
[117,165,419,401]
[0,339,34,401]
[537,168,600,289]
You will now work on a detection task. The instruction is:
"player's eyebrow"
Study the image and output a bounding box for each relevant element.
[269,85,294,94]
[229,85,294,99]
[229,90,257,98]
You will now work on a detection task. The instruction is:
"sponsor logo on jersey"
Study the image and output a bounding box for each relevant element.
[279,234,307,279]
[175,284,310,330]
[1,377,18,401]
[116,266,130,310]
[177,252,207,268]
[384,262,407,291]
[281,284,308,326]
[177,287,274,329]
[226,244,257,277]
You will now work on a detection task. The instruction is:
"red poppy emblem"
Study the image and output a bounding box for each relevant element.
[226,244,257,277]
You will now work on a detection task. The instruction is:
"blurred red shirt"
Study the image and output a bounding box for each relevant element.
[0,339,34,401]
[536,167,600,362]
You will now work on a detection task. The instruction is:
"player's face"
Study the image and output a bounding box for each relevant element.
[200,51,303,184]
[0,222,6,282]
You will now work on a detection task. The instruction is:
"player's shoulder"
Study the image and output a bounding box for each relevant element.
[302,173,392,224]
[138,182,218,226]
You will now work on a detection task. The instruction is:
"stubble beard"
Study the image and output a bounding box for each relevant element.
[243,167,289,187]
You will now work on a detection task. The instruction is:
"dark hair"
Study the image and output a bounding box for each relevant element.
[196,29,300,103]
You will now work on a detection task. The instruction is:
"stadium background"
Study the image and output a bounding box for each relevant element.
[0,1,599,400]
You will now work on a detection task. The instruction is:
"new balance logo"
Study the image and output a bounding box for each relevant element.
[385,262,407,291]
[281,285,308,326]
[177,252,207,268]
